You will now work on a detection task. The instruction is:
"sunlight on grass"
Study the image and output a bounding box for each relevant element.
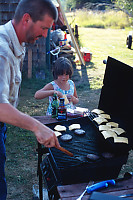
[18,98,48,116]
[78,27,132,66]
[72,27,133,91]
[89,76,103,90]
[66,10,132,29]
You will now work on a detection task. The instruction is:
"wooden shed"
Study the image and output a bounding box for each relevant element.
[0,0,47,78]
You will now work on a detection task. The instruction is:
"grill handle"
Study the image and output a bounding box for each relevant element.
[55,146,74,157]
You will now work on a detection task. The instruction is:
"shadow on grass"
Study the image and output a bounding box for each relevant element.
[72,61,96,90]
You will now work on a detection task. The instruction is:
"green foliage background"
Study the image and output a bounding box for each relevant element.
[63,0,133,17]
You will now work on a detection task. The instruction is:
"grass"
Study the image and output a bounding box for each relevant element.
[66,10,133,29]
[5,11,133,199]
[77,27,133,90]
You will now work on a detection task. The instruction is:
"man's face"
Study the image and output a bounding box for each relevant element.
[25,14,54,44]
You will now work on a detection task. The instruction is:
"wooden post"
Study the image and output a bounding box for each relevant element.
[75,24,79,41]
[46,29,51,69]
[56,0,85,66]
[28,48,32,79]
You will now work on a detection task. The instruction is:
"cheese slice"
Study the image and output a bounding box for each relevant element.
[69,124,81,131]
[99,114,111,119]
[101,130,117,139]
[99,125,111,131]
[54,131,62,137]
[93,117,108,125]
[106,122,119,128]
[113,136,128,144]
[112,128,125,135]
[54,125,66,132]
[63,94,69,105]
[91,108,104,115]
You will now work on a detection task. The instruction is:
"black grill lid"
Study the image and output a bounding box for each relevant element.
[98,56,133,148]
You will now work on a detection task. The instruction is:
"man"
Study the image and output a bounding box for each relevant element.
[0,0,60,199]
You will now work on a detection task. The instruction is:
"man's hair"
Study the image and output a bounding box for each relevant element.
[13,0,58,23]
[53,57,73,80]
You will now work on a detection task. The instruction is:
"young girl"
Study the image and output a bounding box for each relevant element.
[34,57,79,115]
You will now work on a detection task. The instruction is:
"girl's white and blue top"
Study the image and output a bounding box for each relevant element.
[46,79,75,115]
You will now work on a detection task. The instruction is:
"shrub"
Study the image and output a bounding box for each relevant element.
[66,9,132,29]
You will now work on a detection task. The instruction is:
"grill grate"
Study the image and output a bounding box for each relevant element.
[88,112,99,128]
[47,116,107,169]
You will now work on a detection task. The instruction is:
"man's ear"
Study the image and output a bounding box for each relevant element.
[22,13,32,26]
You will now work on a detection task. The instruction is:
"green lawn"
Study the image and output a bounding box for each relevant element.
[79,28,132,66]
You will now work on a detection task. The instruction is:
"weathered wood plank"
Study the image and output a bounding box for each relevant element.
[0,0,46,75]
[28,48,32,79]
[57,177,133,199]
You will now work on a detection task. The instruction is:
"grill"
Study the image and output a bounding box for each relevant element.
[98,56,133,148]
[40,56,133,199]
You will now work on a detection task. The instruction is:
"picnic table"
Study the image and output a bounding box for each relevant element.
[57,175,133,199]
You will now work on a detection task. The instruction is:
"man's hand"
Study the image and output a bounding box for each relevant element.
[34,123,60,148]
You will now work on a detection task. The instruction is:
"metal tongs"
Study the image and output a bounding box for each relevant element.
[76,179,115,200]
[55,146,90,162]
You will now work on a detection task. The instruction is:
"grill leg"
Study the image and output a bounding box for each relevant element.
[38,143,43,200]
[39,172,43,200]
[48,187,60,200]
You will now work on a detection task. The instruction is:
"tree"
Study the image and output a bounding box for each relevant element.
[112,0,133,16]
[65,0,133,14]
[66,0,76,10]
[65,0,112,10]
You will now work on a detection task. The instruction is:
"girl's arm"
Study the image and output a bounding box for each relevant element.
[34,83,63,99]
[34,83,55,99]
[71,83,79,105]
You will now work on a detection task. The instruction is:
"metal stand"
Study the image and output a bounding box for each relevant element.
[37,143,49,200]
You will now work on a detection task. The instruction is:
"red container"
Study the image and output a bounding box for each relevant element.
[83,52,92,62]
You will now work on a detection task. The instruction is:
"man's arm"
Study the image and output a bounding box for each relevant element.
[0,103,60,148]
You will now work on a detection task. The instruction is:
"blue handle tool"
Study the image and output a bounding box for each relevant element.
[86,179,115,194]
